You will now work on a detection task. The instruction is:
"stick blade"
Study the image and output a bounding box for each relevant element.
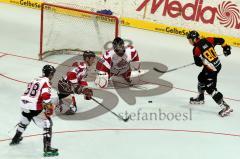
[123,116,130,122]
[153,67,166,73]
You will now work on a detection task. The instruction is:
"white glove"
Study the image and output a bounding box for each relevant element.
[95,71,109,88]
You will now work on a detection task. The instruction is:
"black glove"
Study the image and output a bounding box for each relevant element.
[73,84,82,94]
[223,45,231,56]
[82,88,93,100]
[194,56,203,67]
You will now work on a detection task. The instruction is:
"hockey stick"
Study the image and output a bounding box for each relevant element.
[154,54,224,73]
[153,62,194,73]
[91,97,130,122]
[112,80,147,90]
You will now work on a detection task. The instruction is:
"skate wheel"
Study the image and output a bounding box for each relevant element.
[43,152,59,157]
[219,109,233,117]
[65,109,76,115]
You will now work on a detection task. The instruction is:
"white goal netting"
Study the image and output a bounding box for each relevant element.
[40,2,119,59]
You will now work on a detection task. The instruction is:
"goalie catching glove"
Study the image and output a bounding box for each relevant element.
[82,88,93,100]
[43,102,55,117]
[95,71,109,88]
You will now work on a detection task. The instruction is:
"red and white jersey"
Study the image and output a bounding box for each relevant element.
[64,62,88,87]
[97,45,140,76]
[20,77,52,110]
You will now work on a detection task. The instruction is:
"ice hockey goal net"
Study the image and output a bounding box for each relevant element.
[39,3,119,60]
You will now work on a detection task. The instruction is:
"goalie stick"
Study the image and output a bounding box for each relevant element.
[91,97,130,122]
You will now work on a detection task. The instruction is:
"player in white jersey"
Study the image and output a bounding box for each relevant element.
[10,65,58,157]
[57,51,95,115]
[95,37,140,88]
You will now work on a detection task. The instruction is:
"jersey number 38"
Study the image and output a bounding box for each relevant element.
[24,82,40,97]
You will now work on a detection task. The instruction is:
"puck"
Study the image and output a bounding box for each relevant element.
[148,101,152,103]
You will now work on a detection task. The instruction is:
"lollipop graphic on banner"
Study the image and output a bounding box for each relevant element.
[217,1,240,29]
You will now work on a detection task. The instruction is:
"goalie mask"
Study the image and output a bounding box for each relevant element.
[83,50,96,66]
[112,37,125,56]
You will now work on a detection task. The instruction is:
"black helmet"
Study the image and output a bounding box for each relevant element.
[187,30,199,40]
[112,37,125,55]
[42,64,55,77]
[112,37,124,47]
[83,50,96,60]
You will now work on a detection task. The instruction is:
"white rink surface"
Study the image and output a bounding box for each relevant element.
[0,3,240,159]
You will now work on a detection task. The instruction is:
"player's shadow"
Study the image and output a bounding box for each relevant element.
[111,61,173,105]
[52,55,119,120]
[52,55,173,120]
[55,89,119,120]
